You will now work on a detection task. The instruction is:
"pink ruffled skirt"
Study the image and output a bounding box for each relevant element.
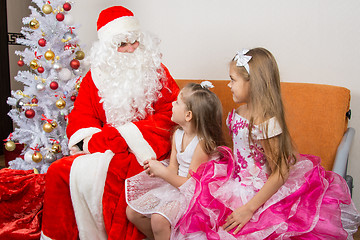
[172,154,360,240]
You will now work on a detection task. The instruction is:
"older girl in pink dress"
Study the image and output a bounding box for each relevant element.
[172,48,360,240]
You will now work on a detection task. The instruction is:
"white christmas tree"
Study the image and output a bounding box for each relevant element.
[4,0,86,173]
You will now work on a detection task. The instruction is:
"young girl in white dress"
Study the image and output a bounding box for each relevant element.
[125,82,231,240]
[171,48,360,239]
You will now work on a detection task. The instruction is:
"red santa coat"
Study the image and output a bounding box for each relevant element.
[41,65,179,240]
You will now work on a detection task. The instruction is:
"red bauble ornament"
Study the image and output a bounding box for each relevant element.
[25,109,35,118]
[38,38,46,47]
[70,95,76,101]
[31,98,38,104]
[50,81,59,90]
[37,66,44,73]
[70,59,80,69]
[56,12,64,21]
[17,59,24,67]
[63,2,72,11]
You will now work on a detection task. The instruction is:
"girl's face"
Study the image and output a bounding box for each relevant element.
[171,93,189,125]
[228,65,250,104]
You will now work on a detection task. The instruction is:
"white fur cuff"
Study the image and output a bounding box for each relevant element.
[68,127,101,150]
[116,122,156,166]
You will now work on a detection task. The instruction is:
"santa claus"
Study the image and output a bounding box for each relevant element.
[41,6,179,240]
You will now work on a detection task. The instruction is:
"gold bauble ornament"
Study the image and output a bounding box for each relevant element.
[43,122,54,133]
[51,121,58,129]
[51,143,61,154]
[30,59,39,69]
[75,82,81,91]
[29,19,40,29]
[32,152,43,163]
[44,50,55,60]
[5,141,16,151]
[42,4,53,14]
[55,98,66,109]
[75,50,85,60]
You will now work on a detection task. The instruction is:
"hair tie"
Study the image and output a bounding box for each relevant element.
[234,49,252,73]
[200,81,214,89]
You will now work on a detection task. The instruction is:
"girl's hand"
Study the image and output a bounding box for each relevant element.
[144,159,167,178]
[143,158,154,175]
[143,160,150,173]
[222,205,254,235]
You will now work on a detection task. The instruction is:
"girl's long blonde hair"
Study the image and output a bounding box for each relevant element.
[180,83,225,154]
[232,47,297,178]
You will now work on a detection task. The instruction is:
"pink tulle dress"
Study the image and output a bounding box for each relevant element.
[171,109,360,240]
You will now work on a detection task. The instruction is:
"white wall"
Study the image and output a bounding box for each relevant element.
[71,0,360,209]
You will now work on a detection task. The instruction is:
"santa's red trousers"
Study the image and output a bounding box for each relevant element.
[42,152,145,240]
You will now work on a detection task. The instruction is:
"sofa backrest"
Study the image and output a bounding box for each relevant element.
[175,80,350,171]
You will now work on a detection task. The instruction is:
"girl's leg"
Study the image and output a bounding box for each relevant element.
[151,213,171,240]
[126,206,154,240]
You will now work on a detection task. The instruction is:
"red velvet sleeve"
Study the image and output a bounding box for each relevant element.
[66,71,104,139]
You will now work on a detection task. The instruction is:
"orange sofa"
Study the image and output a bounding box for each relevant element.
[176,80,354,193]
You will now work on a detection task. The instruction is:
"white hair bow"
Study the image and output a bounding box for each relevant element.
[234,49,252,73]
[200,81,214,89]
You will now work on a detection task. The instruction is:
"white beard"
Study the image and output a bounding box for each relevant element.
[89,32,163,127]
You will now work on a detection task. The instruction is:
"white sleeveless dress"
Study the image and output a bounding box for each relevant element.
[125,129,199,225]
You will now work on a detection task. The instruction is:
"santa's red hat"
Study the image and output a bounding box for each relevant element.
[97,6,140,42]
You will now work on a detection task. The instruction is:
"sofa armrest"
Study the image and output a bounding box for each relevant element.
[332,127,355,197]
[332,127,355,178]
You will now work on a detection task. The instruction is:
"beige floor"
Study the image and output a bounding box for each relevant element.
[0,154,359,238]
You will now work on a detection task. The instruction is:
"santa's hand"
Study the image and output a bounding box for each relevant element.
[222,205,254,234]
[69,146,85,155]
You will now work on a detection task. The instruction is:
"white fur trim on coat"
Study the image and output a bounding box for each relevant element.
[91,67,105,90]
[69,150,115,240]
[97,16,140,42]
[68,127,101,151]
[116,122,156,166]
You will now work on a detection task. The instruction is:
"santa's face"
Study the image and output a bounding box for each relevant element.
[117,41,140,53]
[89,31,163,127]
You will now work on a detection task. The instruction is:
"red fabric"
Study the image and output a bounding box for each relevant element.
[42,64,179,240]
[0,168,45,240]
[97,6,134,31]
[41,155,79,239]
[102,151,144,240]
